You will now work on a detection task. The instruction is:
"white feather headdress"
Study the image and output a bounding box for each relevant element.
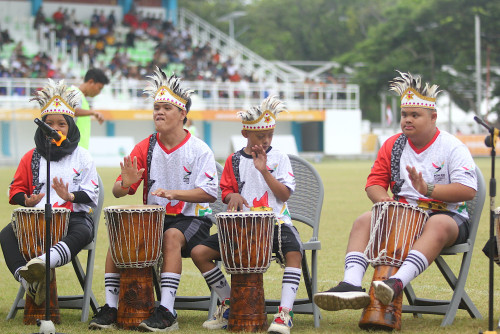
[390,70,441,110]
[143,66,194,111]
[238,95,286,131]
[30,79,80,118]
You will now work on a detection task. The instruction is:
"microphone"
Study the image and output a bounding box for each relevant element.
[474,116,499,148]
[34,118,61,141]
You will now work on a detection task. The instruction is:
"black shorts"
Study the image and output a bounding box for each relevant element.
[428,211,469,245]
[163,215,212,258]
[200,223,303,261]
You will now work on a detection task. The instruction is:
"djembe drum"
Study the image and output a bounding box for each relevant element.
[11,207,70,325]
[359,202,428,331]
[216,210,276,332]
[104,205,165,329]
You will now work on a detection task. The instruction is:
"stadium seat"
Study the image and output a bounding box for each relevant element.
[402,166,485,326]
[263,154,323,328]
[7,174,104,322]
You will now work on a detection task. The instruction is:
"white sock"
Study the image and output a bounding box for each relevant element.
[280,267,301,310]
[202,266,231,301]
[160,272,181,314]
[104,273,120,309]
[343,251,368,287]
[37,241,71,268]
[391,250,429,287]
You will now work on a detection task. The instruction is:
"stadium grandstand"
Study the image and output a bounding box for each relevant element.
[0,0,361,165]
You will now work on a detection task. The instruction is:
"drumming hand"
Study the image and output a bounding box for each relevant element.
[406,165,427,196]
[226,193,249,211]
[251,145,267,173]
[24,193,45,207]
[120,155,145,188]
[52,177,72,202]
[151,188,176,200]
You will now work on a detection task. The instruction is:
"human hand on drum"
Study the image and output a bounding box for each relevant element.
[24,193,45,207]
[120,156,145,187]
[406,165,427,196]
[251,145,267,173]
[151,188,177,199]
[52,177,73,202]
[226,193,250,211]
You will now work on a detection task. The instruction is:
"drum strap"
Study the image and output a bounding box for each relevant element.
[231,151,245,193]
[146,134,157,199]
[31,149,44,195]
[390,134,407,200]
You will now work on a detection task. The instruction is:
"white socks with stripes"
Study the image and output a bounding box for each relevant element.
[390,250,429,288]
[280,267,301,310]
[37,241,71,268]
[202,266,231,301]
[343,251,368,287]
[160,272,181,314]
[104,273,121,308]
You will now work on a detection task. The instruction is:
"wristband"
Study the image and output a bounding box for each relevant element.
[69,192,75,202]
[120,180,130,190]
[425,183,435,197]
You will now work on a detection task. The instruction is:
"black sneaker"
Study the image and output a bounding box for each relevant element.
[373,278,403,305]
[313,281,370,311]
[138,305,179,332]
[88,304,117,330]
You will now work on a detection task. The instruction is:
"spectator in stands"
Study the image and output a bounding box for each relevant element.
[52,7,65,25]
[71,68,109,150]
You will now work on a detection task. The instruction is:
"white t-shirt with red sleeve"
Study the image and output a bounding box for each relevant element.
[9,146,99,213]
[117,131,218,217]
[366,129,477,219]
[220,147,295,225]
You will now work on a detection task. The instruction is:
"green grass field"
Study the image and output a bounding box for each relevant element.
[0,158,498,333]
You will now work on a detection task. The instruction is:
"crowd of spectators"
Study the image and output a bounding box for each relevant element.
[0,5,255,86]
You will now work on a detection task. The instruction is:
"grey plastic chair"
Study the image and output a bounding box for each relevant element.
[264,154,323,328]
[402,166,485,326]
[154,161,225,319]
[7,174,104,322]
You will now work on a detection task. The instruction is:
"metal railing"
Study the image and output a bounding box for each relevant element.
[0,78,359,111]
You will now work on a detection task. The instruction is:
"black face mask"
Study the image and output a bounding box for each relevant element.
[34,114,81,161]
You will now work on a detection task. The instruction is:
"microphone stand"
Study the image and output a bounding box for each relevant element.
[475,116,498,334]
[31,135,64,334]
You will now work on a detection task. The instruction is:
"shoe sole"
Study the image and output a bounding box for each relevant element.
[372,281,393,305]
[137,321,179,332]
[268,322,290,334]
[202,320,228,330]
[88,322,117,330]
[313,291,370,311]
[20,260,46,284]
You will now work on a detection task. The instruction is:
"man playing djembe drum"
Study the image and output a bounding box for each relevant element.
[0,79,99,307]
[191,96,302,334]
[314,71,477,318]
[88,67,218,331]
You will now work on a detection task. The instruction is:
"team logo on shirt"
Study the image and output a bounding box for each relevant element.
[432,161,444,173]
[183,166,192,184]
[205,172,215,182]
[267,163,278,174]
[72,168,82,185]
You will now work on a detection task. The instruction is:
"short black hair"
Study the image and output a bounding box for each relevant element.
[84,68,109,85]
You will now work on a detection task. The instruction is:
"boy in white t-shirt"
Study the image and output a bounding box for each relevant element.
[314,71,477,315]
[191,96,301,334]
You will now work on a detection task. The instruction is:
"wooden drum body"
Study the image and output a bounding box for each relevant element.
[359,202,427,331]
[11,207,70,325]
[216,211,276,332]
[104,205,165,329]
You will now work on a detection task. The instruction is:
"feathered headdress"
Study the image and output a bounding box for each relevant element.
[390,70,441,110]
[143,66,194,111]
[238,95,286,131]
[30,79,80,118]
